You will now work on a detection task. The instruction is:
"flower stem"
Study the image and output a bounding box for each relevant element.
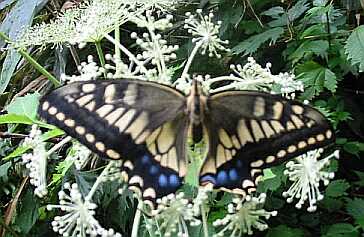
[95,41,107,78]
[104,34,147,74]
[201,204,209,237]
[114,25,122,76]
[0,32,61,87]
[180,41,202,80]
[131,201,143,237]
[86,162,114,201]
[46,136,72,156]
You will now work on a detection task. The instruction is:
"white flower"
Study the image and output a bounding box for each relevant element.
[212,193,277,236]
[66,141,92,170]
[205,57,303,95]
[22,125,48,197]
[61,55,104,82]
[47,182,122,237]
[152,192,201,236]
[184,9,230,58]
[14,0,143,48]
[283,149,339,212]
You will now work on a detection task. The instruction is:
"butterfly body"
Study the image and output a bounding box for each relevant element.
[39,79,334,207]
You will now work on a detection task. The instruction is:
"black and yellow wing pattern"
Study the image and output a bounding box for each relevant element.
[38,80,188,206]
[38,79,334,206]
[199,90,334,195]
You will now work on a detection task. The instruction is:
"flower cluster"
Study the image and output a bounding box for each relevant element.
[184,10,230,58]
[213,194,277,236]
[22,125,48,197]
[61,55,105,83]
[66,141,92,170]
[283,149,339,212]
[47,182,122,237]
[151,192,201,236]
[204,57,303,95]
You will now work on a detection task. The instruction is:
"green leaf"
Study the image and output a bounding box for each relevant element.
[289,40,329,64]
[322,223,359,237]
[266,0,309,27]
[3,128,64,160]
[5,93,40,120]
[321,197,343,212]
[12,188,39,234]
[296,61,337,100]
[345,25,364,72]
[325,180,350,197]
[0,0,49,93]
[353,171,364,187]
[231,27,284,56]
[0,113,34,125]
[265,225,305,237]
[346,198,364,230]
[257,166,284,192]
[343,141,364,156]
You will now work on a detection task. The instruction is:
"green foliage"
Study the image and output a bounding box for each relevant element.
[325,180,350,197]
[296,61,337,100]
[322,223,360,237]
[345,25,364,72]
[5,93,40,120]
[231,27,284,56]
[346,198,364,230]
[265,225,305,237]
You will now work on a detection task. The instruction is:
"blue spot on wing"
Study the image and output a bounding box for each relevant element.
[217,170,228,185]
[229,169,238,181]
[169,174,180,187]
[141,154,151,165]
[149,165,159,175]
[158,174,168,187]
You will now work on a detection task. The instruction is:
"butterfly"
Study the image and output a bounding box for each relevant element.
[38,79,334,208]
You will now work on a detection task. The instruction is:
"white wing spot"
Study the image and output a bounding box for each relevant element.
[95,142,105,152]
[82,83,96,93]
[64,119,75,127]
[75,126,86,135]
[56,112,65,121]
[42,101,49,111]
[48,106,57,115]
[106,149,120,159]
[250,160,264,168]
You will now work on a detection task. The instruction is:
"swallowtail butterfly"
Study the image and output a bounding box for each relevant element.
[38,79,334,207]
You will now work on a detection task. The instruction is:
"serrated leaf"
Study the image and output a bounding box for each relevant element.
[325,180,350,197]
[6,93,40,120]
[289,40,329,64]
[353,171,364,187]
[345,25,364,72]
[322,223,359,237]
[261,6,285,19]
[321,196,343,212]
[346,198,364,229]
[265,225,305,237]
[232,27,284,55]
[267,0,309,27]
[296,61,337,100]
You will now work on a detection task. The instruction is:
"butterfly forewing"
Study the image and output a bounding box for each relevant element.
[199,91,334,196]
[39,80,188,206]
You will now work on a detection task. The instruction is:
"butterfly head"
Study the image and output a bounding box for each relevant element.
[186,80,207,125]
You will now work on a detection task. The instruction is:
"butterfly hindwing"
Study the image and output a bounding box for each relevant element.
[199,91,335,195]
[39,80,188,206]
